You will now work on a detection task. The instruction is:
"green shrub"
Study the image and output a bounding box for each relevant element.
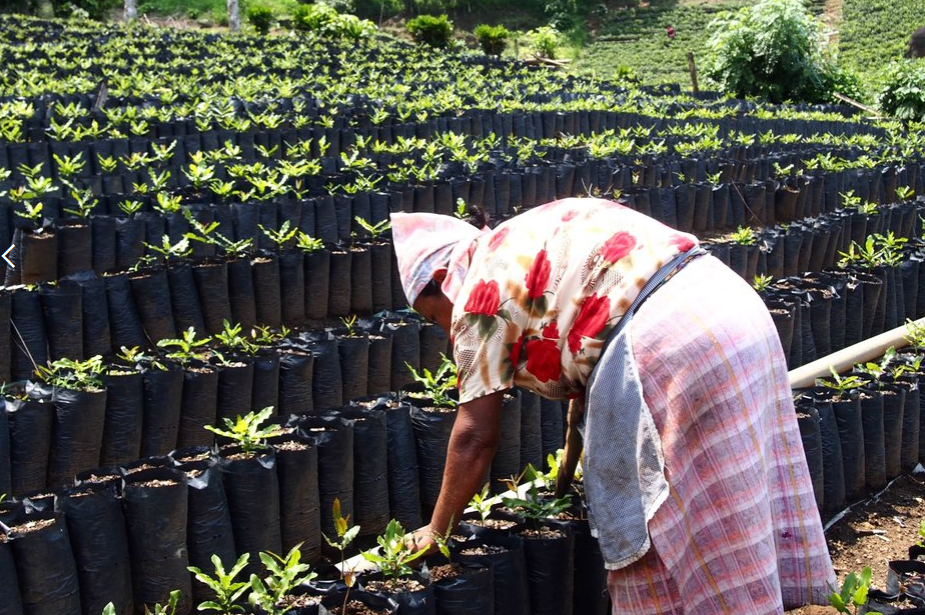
[703,0,833,103]
[247,5,274,34]
[292,3,376,39]
[336,13,377,40]
[292,3,338,32]
[528,25,560,59]
[820,61,866,104]
[877,60,925,121]
[474,24,510,56]
[406,14,453,47]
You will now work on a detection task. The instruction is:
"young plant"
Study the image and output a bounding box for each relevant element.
[896,185,915,201]
[361,519,427,578]
[468,483,494,521]
[248,544,318,615]
[817,366,865,396]
[295,232,324,253]
[339,315,359,337]
[205,407,281,454]
[323,498,361,613]
[906,318,925,352]
[188,553,251,614]
[260,220,298,249]
[501,482,572,529]
[143,590,182,615]
[828,567,872,614]
[214,320,259,356]
[752,274,774,292]
[354,217,391,240]
[728,226,756,245]
[405,354,458,408]
[36,355,105,391]
[157,326,213,365]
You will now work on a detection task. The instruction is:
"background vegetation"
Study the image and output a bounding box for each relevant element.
[2,0,925,110]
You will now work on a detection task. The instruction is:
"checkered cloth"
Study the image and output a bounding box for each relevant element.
[600,255,835,614]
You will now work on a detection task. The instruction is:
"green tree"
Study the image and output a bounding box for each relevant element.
[703,0,848,103]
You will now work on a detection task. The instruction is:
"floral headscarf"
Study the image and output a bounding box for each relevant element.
[390,212,486,306]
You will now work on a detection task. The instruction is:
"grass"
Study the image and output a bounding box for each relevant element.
[838,0,922,77]
[138,0,300,22]
[572,0,748,84]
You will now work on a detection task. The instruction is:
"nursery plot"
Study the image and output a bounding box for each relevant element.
[2,13,925,615]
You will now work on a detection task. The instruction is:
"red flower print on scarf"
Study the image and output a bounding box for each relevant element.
[488,227,510,252]
[465,280,501,316]
[601,231,637,264]
[568,294,611,354]
[525,250,551,300]
[526,339,560,382]
[509,333,526,369]
[524,320,561,383]
[669,234,696,252]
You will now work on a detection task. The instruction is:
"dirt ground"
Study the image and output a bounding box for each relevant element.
[785,472,925,614]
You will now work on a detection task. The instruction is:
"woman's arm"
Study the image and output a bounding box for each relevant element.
[412,390,506,550]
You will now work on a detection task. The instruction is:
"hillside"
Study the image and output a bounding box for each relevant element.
[575,0,922,93]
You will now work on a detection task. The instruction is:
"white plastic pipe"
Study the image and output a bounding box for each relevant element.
[788,317,925,389]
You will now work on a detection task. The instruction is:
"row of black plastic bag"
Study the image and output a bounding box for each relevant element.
[0,388,568,615]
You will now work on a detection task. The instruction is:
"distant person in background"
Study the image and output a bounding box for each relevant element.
[906,26,925,58]
[666,25,676,40]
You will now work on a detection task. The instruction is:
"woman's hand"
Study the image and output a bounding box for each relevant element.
[407,525,438,559]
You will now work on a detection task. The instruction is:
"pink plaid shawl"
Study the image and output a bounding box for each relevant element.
[607,255,835,614]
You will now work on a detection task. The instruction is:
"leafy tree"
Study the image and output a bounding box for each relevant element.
[406,14,453,47]
[703,0,852,104]
[474,24,510,56]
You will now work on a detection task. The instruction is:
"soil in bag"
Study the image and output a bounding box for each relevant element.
[278,347,315,417]
[174,458,237,607]
[168,261,207,335]
[858,387,887,491]
[0,522,24,615]
[177,363,219,448]
[517,526,574,615]
[795,403,825,514]
[122,467,192,615]
[47,386,107,489]
[831,393,867,501]
[328,407,389,538]
[218,445,282,579]
[361,570,436,615]
[380,316,421,391]
[880,382,906,480]
[58,485,134,615]
[429,561,494,615]
[272,435,321,563]
[140,364,184,457]
[2,511,81,615]
[519,391,544,472]
[252,350,281,417]
[490,392,521,494]
[814,396,846,519]
[9,286,48,381]
[215,357,254,422]
[354,395,422,530]
[410,401,458,519]
[455,535,529,615]
[319,589,399,615]
[292,414,354,541]
[5,388,54,495]
[337,332,369,404]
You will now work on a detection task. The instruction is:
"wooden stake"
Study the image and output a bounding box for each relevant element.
[687,51,699,93]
